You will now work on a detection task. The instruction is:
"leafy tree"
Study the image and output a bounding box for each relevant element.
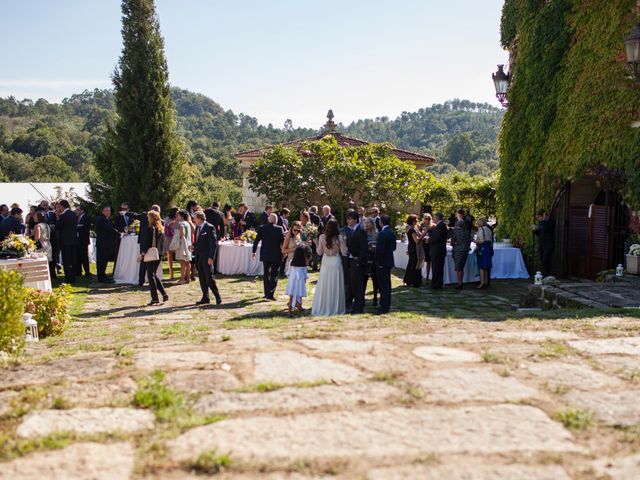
[94,0,188,211]
[249,137,432,216]
[444,133,476,167]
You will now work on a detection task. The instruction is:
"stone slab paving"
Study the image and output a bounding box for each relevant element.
[52,377,138,407]
[367,463,570,480]
[564,390,640,426]
[527,361,624,390]
[418,367,538,403]
[568,337,640,355]
[298,338,393,353]
[412,346,481,363]
[492,330,577,342]
[348,352,418,373]
[17,407,155,437]
[135,349,227,371]
[592,453,640,480]
[194,382,399,414]
[253,350,363,383]
[396,331,479,344]
[0,442,135,480]
[0,353,116,389]
[170,404,580,462]
[165,369,241,393]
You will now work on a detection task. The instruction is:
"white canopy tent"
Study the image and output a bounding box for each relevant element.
[0,183,91,210]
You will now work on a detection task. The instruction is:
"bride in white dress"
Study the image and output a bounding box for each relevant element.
[312,219,346,316]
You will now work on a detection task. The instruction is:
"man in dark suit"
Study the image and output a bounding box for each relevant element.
[55,199,78,284]
[205,201,225,239]
[237,203,255,233]
[345,210,369,314]
[0,204,9,220]
[374,214,396,314]
[75,205,92,277]
[0,207,24,241]
[428,212,448,290]
[252,213,284,300]
[534,209,555,277]
[95,206,120,283]
[193,211,222,305]
[114,203,134,233]
[370,207,383,232]
[321,205,335,226]
[259,205,274,226]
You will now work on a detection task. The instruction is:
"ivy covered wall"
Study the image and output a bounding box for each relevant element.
[498,0,640,246]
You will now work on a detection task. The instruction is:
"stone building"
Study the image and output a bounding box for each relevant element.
[235,111,436,212]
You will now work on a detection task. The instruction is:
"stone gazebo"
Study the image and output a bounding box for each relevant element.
[236,110,436,211]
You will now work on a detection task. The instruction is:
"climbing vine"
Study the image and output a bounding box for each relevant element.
[498,0,640,247]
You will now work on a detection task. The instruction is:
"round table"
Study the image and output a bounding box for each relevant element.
[114,235,162,285]
[394,241,529,284]
[217,242,263,276]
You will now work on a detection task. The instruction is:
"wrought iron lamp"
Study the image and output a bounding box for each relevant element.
[492,64,510,107]
[624,21,640,83]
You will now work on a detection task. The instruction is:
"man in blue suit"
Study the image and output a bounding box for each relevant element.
[193,212,222,306]
[374,214,396,315]
[0,207,24,241]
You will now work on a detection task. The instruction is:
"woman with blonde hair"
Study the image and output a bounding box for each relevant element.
[139,210,168,305]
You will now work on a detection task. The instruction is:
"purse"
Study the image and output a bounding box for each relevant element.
[143,227,160,262]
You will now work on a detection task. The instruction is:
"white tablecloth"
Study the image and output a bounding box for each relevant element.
[114,235,162,285]
[0,256,52,291]
[394,241,529,284]
[217,242,263,276]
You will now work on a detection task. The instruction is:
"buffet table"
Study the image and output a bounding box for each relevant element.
[114,235,162,285]
[394,241,529,284]
[217,242,263,276]
[0,256,52,291]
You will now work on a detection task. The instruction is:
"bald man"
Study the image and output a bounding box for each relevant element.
[252,213,285,300]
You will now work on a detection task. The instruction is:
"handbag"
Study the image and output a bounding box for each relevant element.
[143,227,160,262]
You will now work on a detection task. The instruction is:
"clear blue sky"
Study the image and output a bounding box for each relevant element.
[0,0,507,128]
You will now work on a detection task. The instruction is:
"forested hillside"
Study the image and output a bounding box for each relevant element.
[0,89,502,192]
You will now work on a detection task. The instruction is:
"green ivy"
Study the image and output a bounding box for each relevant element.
[498,0,640,247]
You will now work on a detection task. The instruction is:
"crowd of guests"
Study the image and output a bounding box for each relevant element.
[250,205,396,317]
[0,200,91,284]
[403,209,495,291]
[2,197,552,315]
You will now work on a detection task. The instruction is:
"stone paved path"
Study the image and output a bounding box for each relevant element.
[1,273,639,479]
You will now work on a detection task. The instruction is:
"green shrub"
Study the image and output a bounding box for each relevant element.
[25,285,71,337]
[0,270,26,354]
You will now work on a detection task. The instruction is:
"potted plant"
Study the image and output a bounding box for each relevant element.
[626,243,640,274]
[1,234,36,258]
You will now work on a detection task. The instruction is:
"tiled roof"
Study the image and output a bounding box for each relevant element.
[236,132,435,164]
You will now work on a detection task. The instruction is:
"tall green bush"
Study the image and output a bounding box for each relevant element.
[0,270,26,354]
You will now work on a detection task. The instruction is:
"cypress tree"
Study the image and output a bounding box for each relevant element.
[95,0,187,211]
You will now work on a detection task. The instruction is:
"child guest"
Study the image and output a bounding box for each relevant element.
[285,242,312,316]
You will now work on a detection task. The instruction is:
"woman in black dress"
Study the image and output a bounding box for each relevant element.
[420,213,433,285]
[362,217,380,306]
[403,214,423,287]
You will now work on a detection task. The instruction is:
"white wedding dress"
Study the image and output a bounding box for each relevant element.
[312,234,346,316]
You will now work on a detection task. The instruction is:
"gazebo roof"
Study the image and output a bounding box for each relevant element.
[236,110,436,167]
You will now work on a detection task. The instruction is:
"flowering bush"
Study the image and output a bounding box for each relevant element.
[0,270,26,354]
[1,234,36,257]
[25,285,71,337]
[240,229,257,244]
[628,244,640,257]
